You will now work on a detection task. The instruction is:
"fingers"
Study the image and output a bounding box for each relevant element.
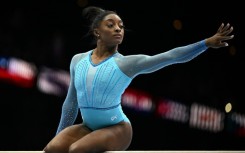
[217,23,224,33]
[219,35,234,42]
[219,23,234,36]
[219,42,229,48]
[210,22,234,49]
[222,23,231,32]
[223,24,234,36]
[218,23,234,47]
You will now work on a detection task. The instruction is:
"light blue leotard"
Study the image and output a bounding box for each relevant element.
[56,40,208,133]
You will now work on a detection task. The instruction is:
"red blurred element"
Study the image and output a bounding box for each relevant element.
[157,99,189,123]
[157,100,170,116]
[122,88,154,112]
[237,127,245,137]
[0,68,35,88]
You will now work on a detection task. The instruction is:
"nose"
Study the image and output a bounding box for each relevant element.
[115,29,121,33]
[115,26,121,33]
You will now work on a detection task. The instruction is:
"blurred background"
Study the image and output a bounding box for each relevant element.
[0,0,244,151]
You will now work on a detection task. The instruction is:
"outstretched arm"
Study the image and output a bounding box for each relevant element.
[118,23,234,78]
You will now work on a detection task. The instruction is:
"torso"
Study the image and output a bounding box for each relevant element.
[73,50,132,130]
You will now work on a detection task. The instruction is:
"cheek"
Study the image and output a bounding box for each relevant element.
[104,31,112,36]
[102,31,113,39]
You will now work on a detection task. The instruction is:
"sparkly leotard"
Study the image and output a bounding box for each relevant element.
[56,40,208,133]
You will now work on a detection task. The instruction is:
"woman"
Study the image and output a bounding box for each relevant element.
[44,6,234,153]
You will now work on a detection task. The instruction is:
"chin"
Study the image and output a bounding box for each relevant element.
[113,40,123,45]
[118,39,124,44]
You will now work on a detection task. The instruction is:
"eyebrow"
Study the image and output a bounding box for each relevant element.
[105,18,123,24]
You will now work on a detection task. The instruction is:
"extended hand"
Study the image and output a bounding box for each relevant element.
[205,23,234,48]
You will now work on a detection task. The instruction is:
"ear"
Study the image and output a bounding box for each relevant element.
[93,29,99,36]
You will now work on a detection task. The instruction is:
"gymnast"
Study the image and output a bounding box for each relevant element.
[43,6,234,153]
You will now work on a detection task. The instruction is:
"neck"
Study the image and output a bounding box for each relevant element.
[91,46,118,65]
[94,45,118,57]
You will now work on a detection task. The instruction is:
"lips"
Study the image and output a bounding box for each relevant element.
[113,34,122,38]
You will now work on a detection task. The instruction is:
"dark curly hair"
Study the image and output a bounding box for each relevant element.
[82,6,118,43]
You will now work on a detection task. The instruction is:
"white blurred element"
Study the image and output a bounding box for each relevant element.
[8,58,37,79]
[230,112,245,137]
[0,57,37,88]
[121,90,138,107]
[37,67,70,96]
[225,102,232,113]
[189,103,224,132]
[157,99,189,123]
[137,95,153,111]
[231,112,245,127]
[122,88,154,112]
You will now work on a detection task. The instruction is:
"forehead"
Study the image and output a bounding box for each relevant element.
[103,14,123,23]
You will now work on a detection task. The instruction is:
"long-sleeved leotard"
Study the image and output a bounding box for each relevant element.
[56,40,208,134]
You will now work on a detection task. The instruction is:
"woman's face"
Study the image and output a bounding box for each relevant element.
[96,14,125,46]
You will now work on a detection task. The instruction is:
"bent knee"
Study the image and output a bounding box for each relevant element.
[69,143,98,153]
[44,142,68,153]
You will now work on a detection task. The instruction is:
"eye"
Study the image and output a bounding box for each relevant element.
[120,25,125,29]
[107,24,114,28]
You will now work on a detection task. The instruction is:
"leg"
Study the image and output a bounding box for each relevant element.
[44,123,91,153]
[69,121,133,153]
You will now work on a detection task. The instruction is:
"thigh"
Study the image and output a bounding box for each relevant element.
[70,121,133,153]
[44,123,91,153]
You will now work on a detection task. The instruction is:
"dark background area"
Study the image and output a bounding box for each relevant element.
[0,0,244,151]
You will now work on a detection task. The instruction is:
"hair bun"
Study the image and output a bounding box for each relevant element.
[82,6,105,23]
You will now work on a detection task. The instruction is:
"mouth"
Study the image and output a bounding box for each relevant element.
[113,34,122,39]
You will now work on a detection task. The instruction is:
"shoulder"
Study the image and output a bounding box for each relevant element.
[114,52,143,61]
[70,50,91,67]
[71,51,90,62]
[113,52,127,64]
[114,52,140,67]
[114,52,124,59]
